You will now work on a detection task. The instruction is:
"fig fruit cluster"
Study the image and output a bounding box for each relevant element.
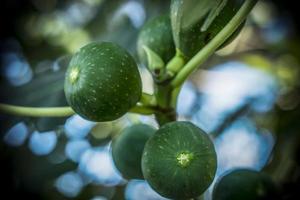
[112,121,217,199]
[63,0,252,197]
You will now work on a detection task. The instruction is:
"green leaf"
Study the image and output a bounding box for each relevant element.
[171,0,216,33]
[201,0,228,31]
[171,0,244,59]
[171,0,209,50]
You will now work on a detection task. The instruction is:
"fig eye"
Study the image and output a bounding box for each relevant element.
[69,67,79,84]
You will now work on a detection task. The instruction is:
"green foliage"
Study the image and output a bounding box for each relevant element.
[171,0,215,49]
[111,124,156,179]
[213,169,277,200]
[64,42,142,122]
[142,121,217,199]
[171,0,244,59]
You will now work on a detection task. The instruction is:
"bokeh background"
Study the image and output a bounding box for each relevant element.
[0,0,300,199]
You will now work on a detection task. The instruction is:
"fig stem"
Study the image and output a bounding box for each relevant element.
[0,103,155,117]
[140,93,156,106]
[129,105,156,115]
[171,0,258,88]
[154,85,177,126]
[165,49,186,77]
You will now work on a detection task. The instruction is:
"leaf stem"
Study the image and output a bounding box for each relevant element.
[0,103,75,117]
[0,103,155,117]
[171,0,258,88]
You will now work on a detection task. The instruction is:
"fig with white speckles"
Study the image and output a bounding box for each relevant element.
[137,15,176,67]
[112,124,156,179]
[142,121,217,199]
[64,42,142,122]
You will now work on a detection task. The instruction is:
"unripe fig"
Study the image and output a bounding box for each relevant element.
[142,121,217,199]
[213,169,277,200]
[137,15,176,67]
[64,42,142,122]
[112,124,156,179]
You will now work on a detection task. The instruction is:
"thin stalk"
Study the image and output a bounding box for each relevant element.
[171,0,258,88]
[0,103,155,117]
[140,92,156,106]
[0,103,75,117]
